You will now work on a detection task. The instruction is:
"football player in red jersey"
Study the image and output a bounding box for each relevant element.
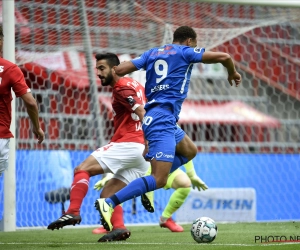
[0,26,44,176]
[47,52,150,242]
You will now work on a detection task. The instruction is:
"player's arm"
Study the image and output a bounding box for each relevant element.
[134,105,148,156]
[114,61,138,76]
[21,92,45,144]
[184,160,208,191]
[201,51,241,87]
[114,50,149,76]
[134,105,146,123]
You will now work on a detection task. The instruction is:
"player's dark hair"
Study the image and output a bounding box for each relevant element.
[0,26,3,37]
[95,53,120,68]
[173,26,196,43]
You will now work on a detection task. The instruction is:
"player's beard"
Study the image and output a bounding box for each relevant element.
[100,71,113,86]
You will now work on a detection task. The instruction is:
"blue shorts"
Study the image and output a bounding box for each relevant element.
[142,107,185,162]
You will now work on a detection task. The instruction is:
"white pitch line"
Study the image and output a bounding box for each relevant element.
[0,242,300,246]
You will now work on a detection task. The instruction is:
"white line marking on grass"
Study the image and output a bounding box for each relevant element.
[1,242,300,247]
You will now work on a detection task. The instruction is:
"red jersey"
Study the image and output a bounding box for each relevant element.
[110,77,146,144]
[0,57,30,138]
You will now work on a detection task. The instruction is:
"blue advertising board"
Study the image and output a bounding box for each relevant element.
[0,151,299,227]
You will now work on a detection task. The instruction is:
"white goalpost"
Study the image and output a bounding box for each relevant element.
[1,0,16,232]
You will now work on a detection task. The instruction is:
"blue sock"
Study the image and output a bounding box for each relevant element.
[170,154,188,173]
[105,175,157,208]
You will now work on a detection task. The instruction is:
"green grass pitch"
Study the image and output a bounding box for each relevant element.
[1,222,300,250]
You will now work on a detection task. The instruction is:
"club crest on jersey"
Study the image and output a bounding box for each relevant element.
[126,96,135,106]
[194,47,204,53]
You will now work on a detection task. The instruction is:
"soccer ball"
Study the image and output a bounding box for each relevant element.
[190,217,218,243]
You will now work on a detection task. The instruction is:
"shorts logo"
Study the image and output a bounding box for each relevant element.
[155,152,174,159]
[156,152,163,158]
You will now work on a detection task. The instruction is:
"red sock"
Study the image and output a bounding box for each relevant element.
[66,170,90,215]
[111,205,126,229]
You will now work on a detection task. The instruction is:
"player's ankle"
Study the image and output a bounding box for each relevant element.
[160,216,168,223]
[66,210,80,216]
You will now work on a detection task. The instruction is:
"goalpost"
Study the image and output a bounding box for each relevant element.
[2,0,300,229]
[1,0,16,232]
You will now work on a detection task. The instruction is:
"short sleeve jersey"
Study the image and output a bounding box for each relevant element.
[0,58,30,138]
[131,44,205,121]
[110,77,146,144]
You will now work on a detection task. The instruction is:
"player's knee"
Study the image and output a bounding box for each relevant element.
[187,145,197,160]
[74,165,83,173]
[180,178,192,188]
[74,164,91,175]
[172,172,191,189]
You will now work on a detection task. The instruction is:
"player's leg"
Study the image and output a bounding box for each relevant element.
[96,164,170,232]
[170,126,197,173]
[94,142,150,231]
[101,178,127,230]
[66,156,104,214]
[96,178,132,241]
[92,177,127,235]
[95,109,178,231]
[140,166,155,212]
[175,134,197,160]
[47,144,111,230]
[160,168,191,232]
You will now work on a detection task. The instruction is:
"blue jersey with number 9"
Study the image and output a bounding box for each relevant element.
[131,44,205,121]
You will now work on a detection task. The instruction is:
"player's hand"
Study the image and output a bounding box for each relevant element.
[228,71,241,87]
[94,173,114,191]
[33,128,45,144]
[190,175,208,191]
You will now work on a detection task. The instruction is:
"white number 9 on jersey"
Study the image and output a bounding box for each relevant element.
[154,59,168,84]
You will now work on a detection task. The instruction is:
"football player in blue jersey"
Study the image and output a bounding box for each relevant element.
[94,25,242,232]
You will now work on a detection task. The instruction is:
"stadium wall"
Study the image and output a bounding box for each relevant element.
[0,151,299,227]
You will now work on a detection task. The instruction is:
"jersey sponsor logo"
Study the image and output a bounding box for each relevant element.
[0,66,4,73]
[194,47,204,53]
[151,50,177,56]
[164,45,173,50]
[158,45,173,51]
[0,77,2,85]
[151,84,169,93]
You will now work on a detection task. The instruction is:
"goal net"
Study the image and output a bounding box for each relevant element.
[1,0,299,228]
